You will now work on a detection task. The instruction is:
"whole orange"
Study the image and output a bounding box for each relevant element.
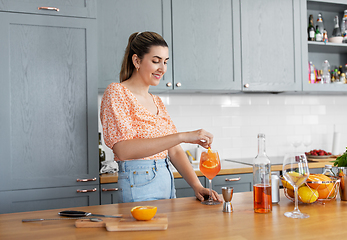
[317,183,335,199]
[131,206,157,221]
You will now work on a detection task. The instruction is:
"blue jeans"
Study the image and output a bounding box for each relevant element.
[117,158,176,203]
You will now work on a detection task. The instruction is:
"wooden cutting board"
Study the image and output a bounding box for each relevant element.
[75,214,168,231]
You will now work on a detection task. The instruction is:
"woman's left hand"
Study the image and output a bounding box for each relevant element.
[194,186,223,203]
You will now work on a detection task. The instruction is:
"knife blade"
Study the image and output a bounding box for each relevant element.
[58,210,122,218]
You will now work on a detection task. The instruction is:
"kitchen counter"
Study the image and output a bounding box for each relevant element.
[1,190,346,239]
[100,158,335,183]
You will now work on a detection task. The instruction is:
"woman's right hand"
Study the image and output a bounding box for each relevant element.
[181,129,213,149]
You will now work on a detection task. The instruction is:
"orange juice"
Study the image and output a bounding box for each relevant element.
[199,151,221,180]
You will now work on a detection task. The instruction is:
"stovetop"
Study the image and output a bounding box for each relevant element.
[225,156,285,166]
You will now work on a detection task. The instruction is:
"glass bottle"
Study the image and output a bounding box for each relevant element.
[323,165,335,177]
[316,13,324,41]
[322,60,330,84]
[308,15,315,41]
[315,25,322,42]
[342,10,347,43]
[332,15,341,37]
[99,132,106,170]
[253,133,272,213]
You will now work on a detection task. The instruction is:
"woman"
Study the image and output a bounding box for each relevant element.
[100,31,222,203]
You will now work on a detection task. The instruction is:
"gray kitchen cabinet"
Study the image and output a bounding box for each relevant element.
[174,177,205,198]
[0,11,99,213]
[97,0,172,91]
[301,0,347,92]
[240,0,302,92]
[0,0,96,18]
[212,173,253,194]
[171,0,241,92]
[0,185,99,214]
[100,183,122,205]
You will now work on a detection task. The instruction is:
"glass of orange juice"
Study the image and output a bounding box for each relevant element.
[199,149,221,205]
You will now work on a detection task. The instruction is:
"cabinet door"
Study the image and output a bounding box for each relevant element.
[174,177,205,198]
[0,12,98,191]
[97,0,172,91]
[212,173,253,193]
[171,0,241,92]
[0,185,99,214]
[0,0,96,18]
[100,183,122,204]
[240,0,302,92]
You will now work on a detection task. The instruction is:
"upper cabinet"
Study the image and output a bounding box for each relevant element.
[170,0,241,92]
[302,0,347,92]
[0,0,96,18]
[240,0,302,92]
[97,0,172,90]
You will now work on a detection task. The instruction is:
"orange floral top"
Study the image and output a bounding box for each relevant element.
[100,83,177,160]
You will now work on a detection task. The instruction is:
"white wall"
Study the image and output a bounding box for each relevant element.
[98,93,347,161]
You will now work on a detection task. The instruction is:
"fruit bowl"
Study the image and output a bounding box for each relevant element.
[281,174,340,204]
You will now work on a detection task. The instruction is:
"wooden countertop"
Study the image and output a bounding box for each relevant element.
[100,159,335,184]
[2,190,347,239]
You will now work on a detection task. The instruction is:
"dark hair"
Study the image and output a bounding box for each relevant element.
[119,32,168,82]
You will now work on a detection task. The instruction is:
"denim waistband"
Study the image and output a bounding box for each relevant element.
[117,159,168,172]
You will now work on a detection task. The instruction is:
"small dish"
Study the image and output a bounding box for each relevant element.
[329,36,343,43]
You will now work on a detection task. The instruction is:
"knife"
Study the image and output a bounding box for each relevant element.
[22,217,100,222]
[58,210,122,218]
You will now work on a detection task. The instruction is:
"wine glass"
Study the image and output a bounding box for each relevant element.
[282,153,310,219]
[199,149,221,205]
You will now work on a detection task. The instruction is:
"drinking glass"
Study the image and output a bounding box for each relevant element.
[199,149,221,205]
[282,153,310,219]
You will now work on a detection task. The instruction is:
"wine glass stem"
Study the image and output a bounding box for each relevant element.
[208,179,213,201]
[294,186,300,213]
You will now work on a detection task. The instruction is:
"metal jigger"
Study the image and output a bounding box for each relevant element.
[222,187,233,213]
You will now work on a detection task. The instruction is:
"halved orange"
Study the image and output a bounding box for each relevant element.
[202,159,219,169]
[130,206,157,221]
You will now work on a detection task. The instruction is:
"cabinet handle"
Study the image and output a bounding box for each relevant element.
[76,178,97,182]
[225,177,241,182]
[244,83,249,88]
[176,82,182,87]
[77,188,97,193]
[102,188,119,192]
[38,6,60,12]
[166,82,172,87]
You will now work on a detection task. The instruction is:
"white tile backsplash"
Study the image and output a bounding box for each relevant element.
[98,93,347,161]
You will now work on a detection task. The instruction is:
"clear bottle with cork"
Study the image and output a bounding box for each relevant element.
[253,133,272,213]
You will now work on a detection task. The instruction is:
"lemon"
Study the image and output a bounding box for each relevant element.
[281,179,294,191]
[298,186,318,203]
[131,206,157,221]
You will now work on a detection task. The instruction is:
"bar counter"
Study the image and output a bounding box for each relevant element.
[1,189,346,240]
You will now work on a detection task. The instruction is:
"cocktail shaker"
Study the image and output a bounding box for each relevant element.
[222,187,233,213]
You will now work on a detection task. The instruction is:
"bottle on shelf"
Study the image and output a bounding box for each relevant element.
[316,13,324,41]
[253,133,272,214]
[340,73,346,84]
[308,61,315,83]
[322,60,331,84]
[323,165,335,177]
[339,65,343,74]
[344,63,347,76]
[316,70,322,83]
[342,10,347,43]
[315,25,322,42]
[332,15,341,37]
[323,29,328,43]
[308,15,315,41]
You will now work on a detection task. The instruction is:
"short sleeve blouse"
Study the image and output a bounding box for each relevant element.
[100,83,177,160]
